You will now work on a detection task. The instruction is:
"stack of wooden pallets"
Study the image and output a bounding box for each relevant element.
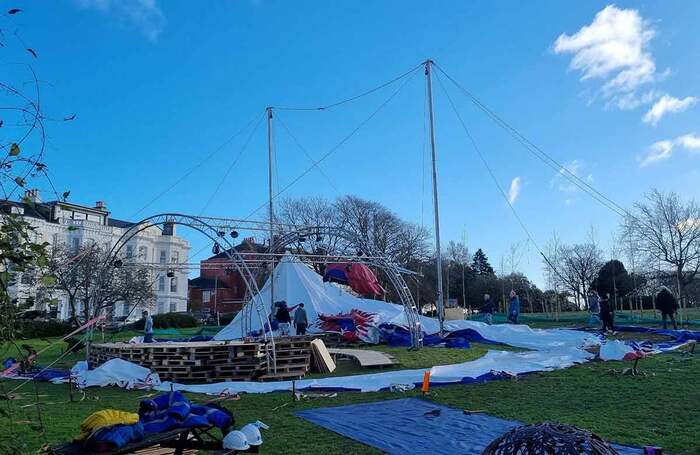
[89,339,312,383]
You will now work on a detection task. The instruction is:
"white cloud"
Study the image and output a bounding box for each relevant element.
[638,133,700,167]
[550,160,594,192]
[554,6,657,95]
[552,5,695,119]
[638,140,674,167]
[508,177,522,204]
[76,0,165,41]
[643,95,697,126]
[677,133,700,151]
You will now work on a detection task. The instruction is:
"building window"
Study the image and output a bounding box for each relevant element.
[171,250,179,263]
[52,233,60,245]
[170,277,178,293]
[169,303,177,313]
[71,237,80,251]
[122,303,130,316]
[202,290,211,303]
[159,250,166,264]
[126,245,134,258]
[139,246,148,262]
[158,276,165,292]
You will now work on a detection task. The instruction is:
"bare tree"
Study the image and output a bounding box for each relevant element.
[546,237,603,310]
[621,189,700,309]
[44,243,155,321]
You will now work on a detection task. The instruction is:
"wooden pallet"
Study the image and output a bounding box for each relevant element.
[89,338,311,383]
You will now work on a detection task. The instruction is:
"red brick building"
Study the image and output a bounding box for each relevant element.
[188,238,267,317]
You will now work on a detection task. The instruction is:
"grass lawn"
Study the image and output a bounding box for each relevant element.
[1,328,699,454]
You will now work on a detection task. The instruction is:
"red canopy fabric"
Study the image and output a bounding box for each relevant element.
[325,263,385,296]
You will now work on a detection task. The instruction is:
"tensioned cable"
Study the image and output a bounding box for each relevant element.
[433,71,567,283]
[244,68,420,221]
[273,63,423,112]
[199,112,267,216]
[275,113,342,195]
[433,64,629,219]
[132,110,265,218]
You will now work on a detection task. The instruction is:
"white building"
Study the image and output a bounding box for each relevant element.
[2,190,190,319]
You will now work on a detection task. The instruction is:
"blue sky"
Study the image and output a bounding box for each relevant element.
[7,1,700,287]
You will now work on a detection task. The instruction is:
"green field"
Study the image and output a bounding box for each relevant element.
[1,324,699,454]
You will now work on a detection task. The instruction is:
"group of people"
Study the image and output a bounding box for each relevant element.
[274,301,308,336]
[478,290,521,325]
[588,285,680,333]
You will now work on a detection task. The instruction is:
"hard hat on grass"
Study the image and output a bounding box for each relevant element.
[223,430,250,451]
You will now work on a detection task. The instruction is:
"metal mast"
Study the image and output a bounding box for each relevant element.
[424,59,445,334]
[266,107,275,313]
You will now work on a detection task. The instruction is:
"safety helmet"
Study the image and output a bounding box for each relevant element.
[240,423,263,446]
[223,430,250,451]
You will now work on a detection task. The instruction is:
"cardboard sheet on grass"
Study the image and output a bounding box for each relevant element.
[311,339,336,373]
[296,398,645,455]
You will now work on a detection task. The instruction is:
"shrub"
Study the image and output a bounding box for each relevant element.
[16,319,72,338]
[131,312,199,330]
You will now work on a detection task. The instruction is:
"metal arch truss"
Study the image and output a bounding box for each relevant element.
[107,213,278,373]
[240,225,424,349]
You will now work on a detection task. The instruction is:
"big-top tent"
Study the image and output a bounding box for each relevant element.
[214,254,439,342]
[214,255,595,352]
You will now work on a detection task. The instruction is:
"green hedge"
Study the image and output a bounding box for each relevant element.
[131,312,199,330]
[15,320,73,338]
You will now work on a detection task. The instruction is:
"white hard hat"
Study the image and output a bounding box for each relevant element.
[223,430,250,451]
[240,423,263,446]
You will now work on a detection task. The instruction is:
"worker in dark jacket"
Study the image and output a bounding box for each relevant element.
[481,294,495,325]
[599,293,614,334]
[275,301,292,336]
[507,290,520,324]
[656,286,679,330]
[293,303,309,335]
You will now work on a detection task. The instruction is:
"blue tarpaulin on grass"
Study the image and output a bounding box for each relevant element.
[296,398,645,455]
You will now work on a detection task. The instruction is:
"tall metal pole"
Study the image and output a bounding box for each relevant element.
[425,60,445,334]
[266,107,275,314]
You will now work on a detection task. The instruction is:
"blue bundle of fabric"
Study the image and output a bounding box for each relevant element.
[378,324,471,348]
[138,391,233,434]
[88,422,145,449]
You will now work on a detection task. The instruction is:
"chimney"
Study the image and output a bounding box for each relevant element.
[95,201,107,211]
[23,189,41,204]
[163,221,175,236]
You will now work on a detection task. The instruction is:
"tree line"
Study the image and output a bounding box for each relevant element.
[279,190,700,316]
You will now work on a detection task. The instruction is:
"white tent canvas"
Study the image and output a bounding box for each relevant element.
[214,255,436,341]
[214,256,595,352]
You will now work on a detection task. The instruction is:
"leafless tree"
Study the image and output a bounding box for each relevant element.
[621,189,700,304]
[44,243,155,321]
[543,230,603,309]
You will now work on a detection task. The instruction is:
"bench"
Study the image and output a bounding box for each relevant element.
[49,425,257,455]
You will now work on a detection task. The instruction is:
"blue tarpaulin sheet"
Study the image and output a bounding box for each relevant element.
[296,398,645,454]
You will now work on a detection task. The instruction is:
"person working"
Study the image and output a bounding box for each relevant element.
[599,293,615,334]
[293,303,308,335]
[275,302,292,336]
[588,290,600,326]
[656,286,679,330]
[507,290,520,324]
[481,294,495,325]
[143,310,154,343]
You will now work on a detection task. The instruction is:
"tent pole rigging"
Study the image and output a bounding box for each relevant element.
[267,107,275,315]
[424,59,445,335]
